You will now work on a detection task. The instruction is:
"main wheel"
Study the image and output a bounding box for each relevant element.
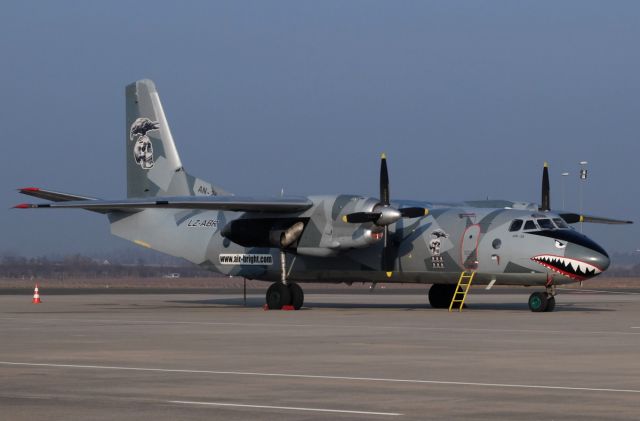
[266,283,291,310]
[544,296,556,312]
[288,282,304,310]
[528,291,549,312]
[428,284,456,308]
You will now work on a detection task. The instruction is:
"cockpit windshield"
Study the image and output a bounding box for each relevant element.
[553,218,569,229]
[508,219,523,232]
[537,219,555,230]
[509,217,570,232]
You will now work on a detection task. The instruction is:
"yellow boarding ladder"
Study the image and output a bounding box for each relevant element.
[449,271,476,312]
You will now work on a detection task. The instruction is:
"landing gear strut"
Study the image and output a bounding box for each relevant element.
[528,285,556,312]
[265,223,305,310]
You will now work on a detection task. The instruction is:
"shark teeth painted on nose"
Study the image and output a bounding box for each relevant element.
[531,254,602,281]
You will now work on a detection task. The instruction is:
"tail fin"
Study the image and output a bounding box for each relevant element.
[125,79,229,198]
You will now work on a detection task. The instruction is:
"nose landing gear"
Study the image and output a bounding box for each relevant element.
[528,285,556,312]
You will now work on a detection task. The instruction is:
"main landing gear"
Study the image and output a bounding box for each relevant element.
[266,282,304,310]
[528,285,556,312]
[265,223,306,310]
[428,284,457,309]
[265,248,304,310]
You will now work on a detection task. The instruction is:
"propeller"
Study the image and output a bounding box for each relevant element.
[538,162,632,224]
[342,153,429,272]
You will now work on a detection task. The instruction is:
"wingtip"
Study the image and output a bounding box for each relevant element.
[13,203,34,209]
[18,187,40,192]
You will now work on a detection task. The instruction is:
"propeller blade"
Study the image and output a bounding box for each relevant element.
[540,161,550,211]
[559,213,633,225]
[380,153,390,206]
[342,212,381,223]
[399,207,429,218]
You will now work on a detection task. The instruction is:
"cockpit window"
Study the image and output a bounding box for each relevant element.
[537,219,555,230]
[553,218,569,229]
[523,220,537,231]
[509,219,523,232]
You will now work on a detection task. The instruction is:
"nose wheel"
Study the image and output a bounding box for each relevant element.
[528,290,556,312]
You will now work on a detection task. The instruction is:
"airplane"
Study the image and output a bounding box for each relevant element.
[14,79,633,312]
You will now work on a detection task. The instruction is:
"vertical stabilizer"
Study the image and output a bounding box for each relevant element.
[125,79,229,198]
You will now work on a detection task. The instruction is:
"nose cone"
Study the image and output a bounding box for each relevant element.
[530,230,610,280]
[587,250,610,272]
[563,234,610,279]
[562,240,610,280]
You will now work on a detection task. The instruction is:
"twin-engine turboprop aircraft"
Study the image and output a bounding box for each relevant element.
[15,80,632,312]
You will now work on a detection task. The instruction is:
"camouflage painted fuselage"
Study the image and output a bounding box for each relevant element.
[109,195,610,287]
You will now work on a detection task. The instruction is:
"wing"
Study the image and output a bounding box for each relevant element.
[15,188,313,213]
[559,212,633,225]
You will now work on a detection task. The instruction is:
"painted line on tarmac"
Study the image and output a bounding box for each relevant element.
[1,316,639,336]
[169,400,402,416]
[1,361,639,395]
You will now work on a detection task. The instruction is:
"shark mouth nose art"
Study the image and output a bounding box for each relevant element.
[531,255,602,280]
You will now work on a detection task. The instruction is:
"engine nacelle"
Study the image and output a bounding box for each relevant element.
[296,226,383,256]
[221,218,308,248]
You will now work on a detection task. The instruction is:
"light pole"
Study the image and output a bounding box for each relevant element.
[579,161,588,233]
[561,172,569,210]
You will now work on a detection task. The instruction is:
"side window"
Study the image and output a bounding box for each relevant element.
[508,219,523,232]
[553,218,569,229]
[537,219,555,229]
[523,220,537,231]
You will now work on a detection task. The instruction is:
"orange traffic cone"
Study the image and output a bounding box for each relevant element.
[32,284,41,304]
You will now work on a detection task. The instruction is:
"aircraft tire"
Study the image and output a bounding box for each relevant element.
[428,284,456,309]
[266,282,291,310]
[544,296,556,312]
[528,292,548,312]
[288,283,304,310]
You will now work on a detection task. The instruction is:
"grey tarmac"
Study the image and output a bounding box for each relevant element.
[1,289,639,420]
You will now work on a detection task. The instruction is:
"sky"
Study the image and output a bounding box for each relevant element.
[1,1,639,257]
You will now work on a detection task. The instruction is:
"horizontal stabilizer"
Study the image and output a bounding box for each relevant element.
[559,213,633,225]
[14,195,313,213]
[18,187,97,202]
[16,187,111,214]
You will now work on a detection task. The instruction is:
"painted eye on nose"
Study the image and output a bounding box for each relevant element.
[555,240,566,249]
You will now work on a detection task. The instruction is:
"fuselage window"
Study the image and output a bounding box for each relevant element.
[509,219,523,232]
[523,220,537,231]
[553,218,569,229]
[537,219,555,230]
